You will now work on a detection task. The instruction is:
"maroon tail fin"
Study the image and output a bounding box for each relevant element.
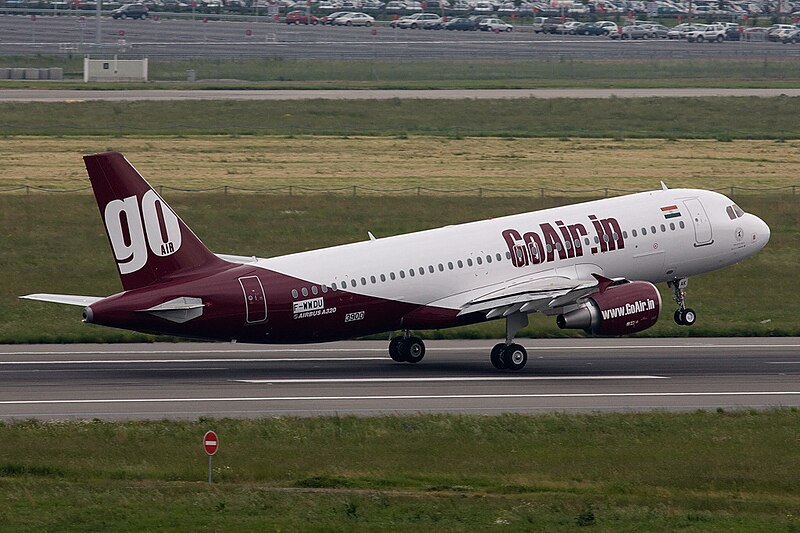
[84,152,228,291]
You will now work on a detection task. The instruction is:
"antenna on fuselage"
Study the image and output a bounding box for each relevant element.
[661,181,669,190]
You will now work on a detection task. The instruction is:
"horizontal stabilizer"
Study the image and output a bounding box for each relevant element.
[20,294,103,306]
[215,253,260,264]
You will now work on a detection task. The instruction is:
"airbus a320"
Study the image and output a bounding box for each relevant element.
[23,152,770,370]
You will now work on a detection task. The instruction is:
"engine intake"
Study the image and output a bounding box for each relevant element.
[556,280,661,336]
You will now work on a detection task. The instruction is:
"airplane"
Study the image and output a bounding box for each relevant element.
[22,152,770,371]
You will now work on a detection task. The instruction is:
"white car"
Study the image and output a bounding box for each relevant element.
[557,21,583,34]
[334,12,375,25]
[390,12,441,28]
[479,17,513,31]
[686,23,726,42]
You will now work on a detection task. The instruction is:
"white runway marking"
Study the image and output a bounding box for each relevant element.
[233,375,668,384]
[1,391,798,406]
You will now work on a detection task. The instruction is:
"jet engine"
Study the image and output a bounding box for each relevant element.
[556,281,661,336]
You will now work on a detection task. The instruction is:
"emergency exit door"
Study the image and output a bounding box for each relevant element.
[238,276,267,324]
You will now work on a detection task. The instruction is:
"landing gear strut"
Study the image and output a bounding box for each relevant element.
[669,278,697,326]
[490,312,529,371]
[389,331,426,363]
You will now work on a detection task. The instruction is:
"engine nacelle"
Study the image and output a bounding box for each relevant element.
[556,281,661,336]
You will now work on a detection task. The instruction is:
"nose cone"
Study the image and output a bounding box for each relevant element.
[749,214,770,250]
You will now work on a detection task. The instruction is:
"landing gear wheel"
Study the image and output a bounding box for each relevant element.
[681,308,697,326]
[674,308,684,325]
[389,337,406,362]
[403,336,426,363]
[501,344,528,371]
[490,343,506,370]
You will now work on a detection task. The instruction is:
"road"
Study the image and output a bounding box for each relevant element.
[0,338,798,420]
[1,14,800,59]
[3,88,800,101]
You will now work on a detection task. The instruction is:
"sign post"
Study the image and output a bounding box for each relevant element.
[203,430,219,483]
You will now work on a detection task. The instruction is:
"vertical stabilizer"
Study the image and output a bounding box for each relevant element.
[84,152,228,291]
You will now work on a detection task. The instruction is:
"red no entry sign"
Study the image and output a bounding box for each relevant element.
[203,430,219,455]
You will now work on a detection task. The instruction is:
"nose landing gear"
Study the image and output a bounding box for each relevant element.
[669,278,697,326]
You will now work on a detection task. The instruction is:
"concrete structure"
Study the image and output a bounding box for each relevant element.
[83,57,148,83]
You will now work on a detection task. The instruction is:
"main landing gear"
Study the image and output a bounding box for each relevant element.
[669,278,697,326]
[490,311,529,371]
[389,331,426,364]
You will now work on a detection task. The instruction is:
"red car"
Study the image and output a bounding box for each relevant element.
[285,10,319,24]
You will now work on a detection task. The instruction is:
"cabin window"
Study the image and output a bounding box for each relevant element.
[409,269,415,277]
[399,271,405,279]
[612,232,618,241]
[669,222,675,231]
[419,267,425,275]
[448,261,454,270]
[390,272,396,281]
[505,251,511,260]
[458,260,464,268]
[467,258,473,267]
[486,255,492,263]
[438,263,444,272]
[564,241,571,250]
[291,289,298,298]
[584,237,590,245]
[311,286,318,295]
[556,242,563,251]
[321,285,328,293]
[650,226,656,234]
[641,227,647,235]
[380,274,386,282]
[660,224,666,233]
[632,229,637,237]
[476,256,483,265]
[331,283,338,291]
[679,221,685,229]
[301,287,308,297]
[350,279,357,288]
[370,275,376,284]
[574,239,582,249]
[496,253,502,261]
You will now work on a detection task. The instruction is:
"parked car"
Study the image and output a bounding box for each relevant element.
[479,17,513,31]
[322,11,351,24]
[608,24,650,39]
[444,16,479,30]
[285,10,319,24]
[334,11,374,25]
[667,23,698,39]
[576,21,617,35]
[641,23,669,38]
[768,24,799,42]
[541,17,574,33]
[557,21,583,34]
[390,12,441,28]
[111,3,148,18]
[686,23,727,42]
[782,28,800,43]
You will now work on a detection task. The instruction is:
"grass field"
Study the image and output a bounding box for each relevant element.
[1,97,800,138]
[0,411,798,531]
[3,57,800,88]
[2,193,796,343]
[1,136,799,193]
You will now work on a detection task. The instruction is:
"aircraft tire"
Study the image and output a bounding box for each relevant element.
[501,344,527,371]
[681,308,697,326]
[674,309,684,325]
[389,337,406,362]
[404,337,426,363]
[490,343,506,369]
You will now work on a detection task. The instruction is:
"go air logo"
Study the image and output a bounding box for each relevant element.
[104,191,182,274]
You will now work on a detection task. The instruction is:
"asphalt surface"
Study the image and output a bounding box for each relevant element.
[3,88,800,101]
[1,14,800,59]
[1,338,799,420]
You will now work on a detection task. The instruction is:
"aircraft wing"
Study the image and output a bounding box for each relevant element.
[20,294,104,306]
[457,275,615,319]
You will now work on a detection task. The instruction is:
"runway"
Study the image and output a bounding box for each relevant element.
[3,88,800,102]
[0,338,798,420]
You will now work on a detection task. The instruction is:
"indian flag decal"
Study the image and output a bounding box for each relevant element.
[660,205,681,219]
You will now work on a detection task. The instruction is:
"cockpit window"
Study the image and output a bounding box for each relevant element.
[726,206,736,220]
[727,204,745,219]
[733,204,745,218]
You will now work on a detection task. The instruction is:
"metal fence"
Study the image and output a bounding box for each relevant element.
[1,184,798,197]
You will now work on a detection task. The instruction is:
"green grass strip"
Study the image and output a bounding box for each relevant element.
[0,410,799,531]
